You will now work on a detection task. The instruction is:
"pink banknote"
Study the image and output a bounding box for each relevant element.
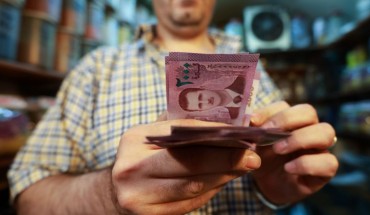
[146,126,291,148]
[166,52,260,125]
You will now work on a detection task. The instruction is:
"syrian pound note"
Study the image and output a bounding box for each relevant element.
[146,126,291,148]
[166,52,260,125]
[244,70,260,125]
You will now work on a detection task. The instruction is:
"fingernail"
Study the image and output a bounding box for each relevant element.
[245,154,261,169]
[285,162,296,173]
[261,121,274,129]
[274,140,288,154]
[250,114,260,125]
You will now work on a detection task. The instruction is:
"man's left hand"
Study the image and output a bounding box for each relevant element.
[250,101,338,205]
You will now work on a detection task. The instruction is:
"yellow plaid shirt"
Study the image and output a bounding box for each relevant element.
[8,25,282,214]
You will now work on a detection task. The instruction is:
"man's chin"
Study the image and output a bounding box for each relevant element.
[167,23,206,38]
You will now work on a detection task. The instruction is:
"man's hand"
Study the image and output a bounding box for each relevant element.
[250,101,339,205]
[112,119,261,215]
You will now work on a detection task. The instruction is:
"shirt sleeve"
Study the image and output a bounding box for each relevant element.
[254,61,283,109]
[7,51,99,202]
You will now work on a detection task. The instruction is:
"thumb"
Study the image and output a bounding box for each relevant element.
[156,111,168,122]
[250,101,290,127]
[244,150,262,170]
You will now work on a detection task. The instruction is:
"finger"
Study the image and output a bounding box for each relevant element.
[116,180,223,215]
[298,175,332,195]
[156,111,168,122]
[146,186,223,215]
[141,173,241,203]
[250,101,290,126]
[155,186,222,214]
[284,153,338,177]
[142,146,261,177]
[273,123,336,154]
[261,104,319,130]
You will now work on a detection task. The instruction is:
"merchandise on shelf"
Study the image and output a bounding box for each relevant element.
[358,101,370,134]
[81,39,101,57]
[326,10,345,43]
[60,0,86,35]
[26,96,55,123]
[84,0,104,41]
[106,0,120,11]
[224,18,243,39]
[135,4,156,26]
[290,14,311,48]
[365,63,370,86]
[312,17,326,46]
[27,96,55,110]
[0,95,29,152]
[0,1,21,60]
[54,28,82,73]
[0,107,28,139]
[104,14,119,46]
[1,0,24,7]
[346,46,367,69]
[268,70,307,102]
[0,95,27,110]
[338,103,359,132]
[304,68,326,100]
[338,101,370,135]
[17,13,57,69]
[23,0,62,23]
[276,77,292,100]
[342,46,370,92]
[117,0,137,24]
[118,22,134,45]
[356,0,370,21]
[341,66,361,92]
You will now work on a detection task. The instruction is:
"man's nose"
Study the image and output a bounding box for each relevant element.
[199,100,209,104]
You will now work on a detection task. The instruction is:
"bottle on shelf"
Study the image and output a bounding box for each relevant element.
[0,0,22,61]
[55,0,86,73]
[291,13,311,49]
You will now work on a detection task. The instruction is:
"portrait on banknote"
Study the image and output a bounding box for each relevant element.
[177,75,245,121]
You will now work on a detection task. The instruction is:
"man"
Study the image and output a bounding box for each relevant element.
[178,75,245,119]
[8,0,338,214]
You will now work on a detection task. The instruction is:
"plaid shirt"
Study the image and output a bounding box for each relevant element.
[8,25,282,214]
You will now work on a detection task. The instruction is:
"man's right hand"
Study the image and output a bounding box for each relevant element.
[112,119,261,215]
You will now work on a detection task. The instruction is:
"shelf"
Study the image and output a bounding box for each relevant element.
[105,2,116,14]
[0,60,65,83]
[265,64,309,74]
[337,132,370,143]
[305,86,370,105]
[0,60,65,96]
[0,136,27,156]
[260,15,370,57]
[0,181,8,191]
[260,46,324,58]
[327,15,370,50]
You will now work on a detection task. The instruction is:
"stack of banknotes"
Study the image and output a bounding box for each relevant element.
[146,52,290,148]
[147,126,291,148]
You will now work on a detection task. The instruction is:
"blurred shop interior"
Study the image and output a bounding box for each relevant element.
[0,0,370,214]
